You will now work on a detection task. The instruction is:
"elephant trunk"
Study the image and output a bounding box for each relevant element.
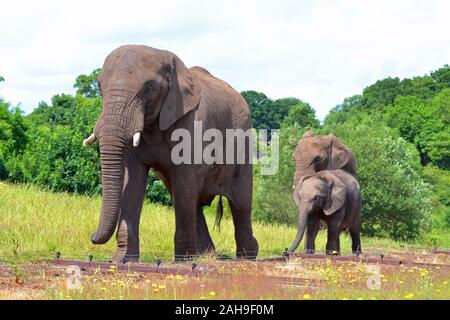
[287,212,308,253]
[91,135,126,244]
[91,95,145,245]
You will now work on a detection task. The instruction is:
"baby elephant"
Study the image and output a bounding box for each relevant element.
[287,169,361,255]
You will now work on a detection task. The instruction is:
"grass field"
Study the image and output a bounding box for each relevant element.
[1,181,441,261]
[1,182,450,300]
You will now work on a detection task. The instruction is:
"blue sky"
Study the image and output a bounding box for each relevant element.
[0,0,449,120]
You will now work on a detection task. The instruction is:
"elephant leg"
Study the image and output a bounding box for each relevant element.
[326,223,340,255]
[195,205,215,254]
[229,165,258,259]
[114,158,149,262]
[349,220,362,254]
[172,179,198,261]
[304,215,320,254]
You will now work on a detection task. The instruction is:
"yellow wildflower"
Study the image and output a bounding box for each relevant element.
[209,291,216,297]
[303,294,311,300]
[404,293,414,299]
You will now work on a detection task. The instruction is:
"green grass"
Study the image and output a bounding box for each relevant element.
[0,182,448,263]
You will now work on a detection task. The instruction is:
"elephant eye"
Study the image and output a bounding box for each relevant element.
[314,196,321,203]
[142,80,159,97]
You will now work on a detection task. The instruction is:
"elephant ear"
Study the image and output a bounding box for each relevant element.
[328,136,355,174]
[322,172,347,216]
[159,55,201,131]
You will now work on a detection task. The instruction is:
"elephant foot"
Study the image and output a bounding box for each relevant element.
[174,244,198,262]
[236,237,259,259]
[304,249,315,254]
[112,251,140,263]
[196,239,216,256]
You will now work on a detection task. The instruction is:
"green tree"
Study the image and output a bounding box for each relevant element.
[281,102,320,128]
[324,95,363,126]
[74,68,102,98]
[384,96,430,143]
[241,91,315,130]
[430,64,450,89]
[27,94,77,127]
[362,77,403,109]
[0,98,28,180]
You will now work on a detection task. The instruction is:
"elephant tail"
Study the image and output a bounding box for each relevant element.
[215,196,224,231]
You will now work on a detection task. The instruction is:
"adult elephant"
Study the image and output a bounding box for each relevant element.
[83,45,258,261]
[292,130,357,188]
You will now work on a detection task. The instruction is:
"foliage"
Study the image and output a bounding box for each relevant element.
[0,98,28,179]
[241,90,311,130]
[281,102,320,128]
[74,68,102,98]
[422,165,450,228]
[17,95,101,194]
[324,95,363,126]
[146,171,172,206]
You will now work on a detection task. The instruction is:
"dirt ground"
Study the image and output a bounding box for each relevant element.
[1,248,450,300]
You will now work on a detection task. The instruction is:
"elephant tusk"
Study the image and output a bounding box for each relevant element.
[133,132,141,147]
[83,133,97,146]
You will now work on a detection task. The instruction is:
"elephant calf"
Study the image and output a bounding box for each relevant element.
[287,169,362,255]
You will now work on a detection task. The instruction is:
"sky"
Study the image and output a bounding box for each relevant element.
[0,0,449,120]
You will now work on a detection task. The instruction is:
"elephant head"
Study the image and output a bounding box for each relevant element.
[86,45,201,244]
[292,130,356,187]
[287,171,347,253]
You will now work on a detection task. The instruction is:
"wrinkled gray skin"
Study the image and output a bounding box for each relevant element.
[88,45,258,261]
[292,130,357,188]
[288,170,362,255]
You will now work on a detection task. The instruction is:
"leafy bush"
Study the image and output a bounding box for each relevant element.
[146,171,172,206]
[422,165,450,228]
[0,98,28,179]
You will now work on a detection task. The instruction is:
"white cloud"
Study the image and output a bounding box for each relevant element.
[0,0,449,120]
